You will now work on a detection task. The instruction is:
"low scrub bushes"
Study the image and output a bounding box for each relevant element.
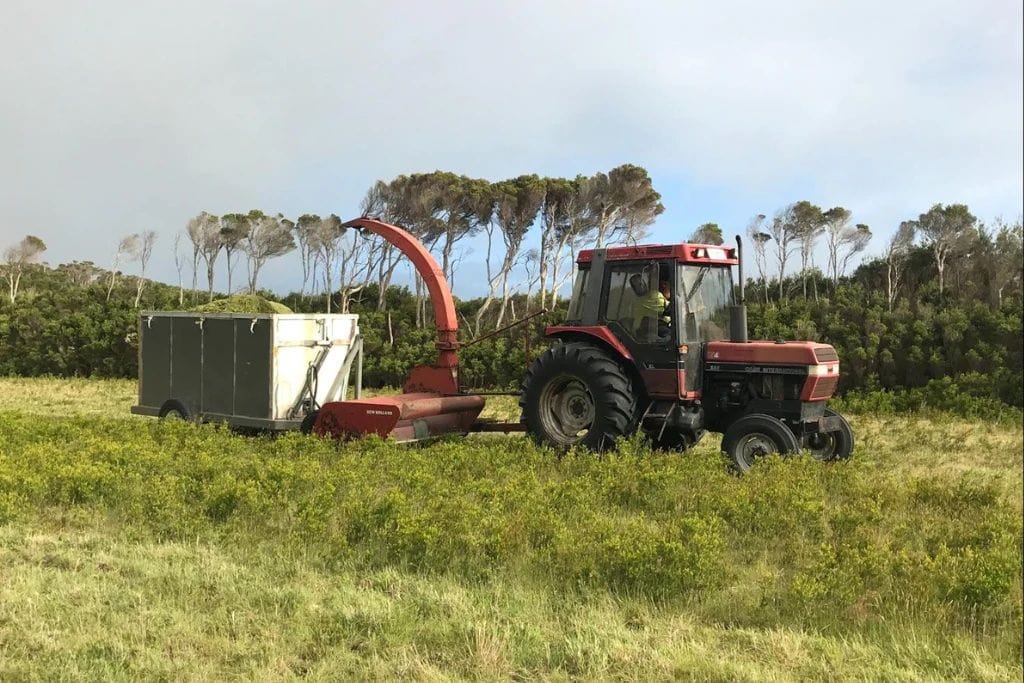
[834,376,1024,423]
[1,411,1020,654]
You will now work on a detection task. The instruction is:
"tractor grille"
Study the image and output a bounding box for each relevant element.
[814,347,839,363]
[809,375,839,399]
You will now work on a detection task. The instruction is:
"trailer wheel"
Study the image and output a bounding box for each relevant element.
[158,399,191,421]
[520,342,636,451]
[722,413,800,473]
[806,409,855,461]
[300,410,319,436]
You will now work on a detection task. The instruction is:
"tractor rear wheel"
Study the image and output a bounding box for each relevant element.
[722,413,800,473]
[520,342,636,451]
[805,408,855,461]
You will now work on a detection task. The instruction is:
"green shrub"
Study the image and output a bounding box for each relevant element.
[0,408,1020,648]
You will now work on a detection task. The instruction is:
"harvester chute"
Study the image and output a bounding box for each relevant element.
[310,217,485,441]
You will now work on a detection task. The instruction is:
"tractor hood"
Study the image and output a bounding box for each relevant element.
[705,340,840,401]
[705,340,838,366]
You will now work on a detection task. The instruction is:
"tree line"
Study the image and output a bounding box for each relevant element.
[1,165,1021,408]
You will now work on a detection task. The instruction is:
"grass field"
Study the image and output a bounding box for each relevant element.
[1,377,1021,680]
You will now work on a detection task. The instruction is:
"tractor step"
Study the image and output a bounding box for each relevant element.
[641,403,680,442]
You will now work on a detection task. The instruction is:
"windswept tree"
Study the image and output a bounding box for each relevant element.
[476,175,544,332]
[837,224,872,282]
[132,230,158,308]
[885,221,916,312]
[582,164,664,248]
[360,181,408,311]
[383,174,447,326]
[745,215,771,303]
[824,207,853,285]
[537,177,575,309]
[239,211,296,295]
[2,235,46,303]
[107,234,141,302]
[548,176,594,304]
[294,214,322,297]
[311,214,344,312]
[824,207,872,287]
[691,223,724,245]
[913,203,977,298]
[790,201,825,299]
[768,205,801,300]
[428,172,487,286]
[219,213,250,294]
[186,212,223,301]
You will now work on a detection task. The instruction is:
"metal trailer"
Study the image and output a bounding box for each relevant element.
[131,311,362,430]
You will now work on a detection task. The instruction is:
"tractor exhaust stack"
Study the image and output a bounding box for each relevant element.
[730,235,748,343]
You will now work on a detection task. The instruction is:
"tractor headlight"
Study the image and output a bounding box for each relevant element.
[807,364,839,376]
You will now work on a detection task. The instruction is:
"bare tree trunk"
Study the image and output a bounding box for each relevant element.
[495,273,511,328]
[106,269,117,303]
[322,260,335,314]
[473,224,497,336]
[414,273,423,328]
[226,249,235,294]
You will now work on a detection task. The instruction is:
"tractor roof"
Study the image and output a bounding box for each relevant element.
[577,243,739,265]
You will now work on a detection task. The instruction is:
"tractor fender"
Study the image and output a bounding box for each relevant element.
[544,327,647,406]
[545,325,633,362]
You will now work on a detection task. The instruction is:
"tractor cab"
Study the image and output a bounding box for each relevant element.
[556,243,740,398]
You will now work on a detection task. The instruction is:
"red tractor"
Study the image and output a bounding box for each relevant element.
[518,239,854,471]
[311,218,853,472]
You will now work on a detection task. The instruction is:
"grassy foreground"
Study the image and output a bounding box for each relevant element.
[0,377,1022,680]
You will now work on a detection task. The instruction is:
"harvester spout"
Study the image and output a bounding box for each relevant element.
[312,217,485,442]
[341,217,460,370]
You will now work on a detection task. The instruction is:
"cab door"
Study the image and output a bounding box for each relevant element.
[675,266,703,395]
[599,261,680,399]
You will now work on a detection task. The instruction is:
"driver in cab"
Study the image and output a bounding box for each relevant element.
[631,275,672,341]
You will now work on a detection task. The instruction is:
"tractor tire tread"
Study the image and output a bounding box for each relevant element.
[520,341,636,451]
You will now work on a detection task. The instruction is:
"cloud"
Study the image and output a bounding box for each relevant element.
[1,0,1020,294]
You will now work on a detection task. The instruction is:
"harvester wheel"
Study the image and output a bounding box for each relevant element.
[722,413,800,473]
[520,342,636,451]
[806,409,854,461]
[158,399,191,421]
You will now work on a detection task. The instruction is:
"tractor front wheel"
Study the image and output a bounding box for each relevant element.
[520,342,637,451]
[722,413,800,473]
[805,408,855,461]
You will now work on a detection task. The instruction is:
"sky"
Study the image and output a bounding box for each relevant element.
[1,0,1021,298]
